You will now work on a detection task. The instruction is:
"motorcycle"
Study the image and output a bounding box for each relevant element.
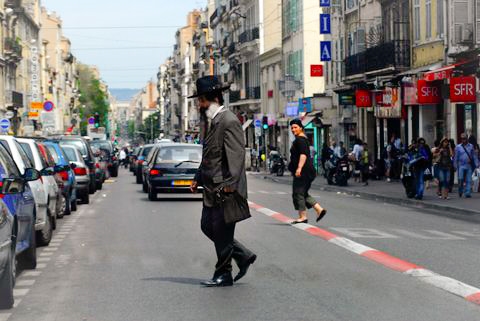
[325,154,350,186]
[269,154,285,176]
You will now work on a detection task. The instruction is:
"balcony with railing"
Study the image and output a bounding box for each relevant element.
[209,8,218,25]
[4,37,22,62]
[344,40,410,77]
[239,27,260,44]
[247,86,261,99]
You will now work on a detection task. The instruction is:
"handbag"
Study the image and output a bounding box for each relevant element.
[220,190,251,225]
[424,167,433,181]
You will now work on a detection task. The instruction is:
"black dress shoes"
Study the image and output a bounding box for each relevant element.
[234,254,257,282]
[201,273,233,287]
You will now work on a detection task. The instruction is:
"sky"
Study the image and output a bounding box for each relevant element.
[42,0,206,90]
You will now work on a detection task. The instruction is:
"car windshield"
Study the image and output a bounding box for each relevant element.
[18,142,36,167]
[63,147,78,162]
[91,140,112,153]
[60,140,87,157]
[156,146,202,162]
[141,146,153,157]
[46,145,60,164]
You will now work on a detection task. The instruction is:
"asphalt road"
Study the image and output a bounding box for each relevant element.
[2,169,480,321]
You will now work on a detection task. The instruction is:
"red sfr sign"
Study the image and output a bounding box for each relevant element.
[310,65,324,77]
[355,89,372,107]
[417,80,442,104]
[450,76,476,103]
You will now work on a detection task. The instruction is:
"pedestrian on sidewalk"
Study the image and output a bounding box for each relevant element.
[449,139,456,192]
[437,138,453,200]
[288,119,327,224]
[189,76,256,287]
[361,142,370,186]
[351,139,363,182]
[454,133,478,198]
[431,139,441,196]
[408,138,431,200]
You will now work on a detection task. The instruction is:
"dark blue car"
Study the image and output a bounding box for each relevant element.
[44,142,77,216]
[0,143,40,309]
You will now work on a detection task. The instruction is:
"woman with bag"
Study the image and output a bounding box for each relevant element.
[288,119,327,224]
[437,138,453,199]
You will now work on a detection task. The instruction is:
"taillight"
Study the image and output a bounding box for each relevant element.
[150,169,161,176]
[137,160,144,165]
[74,167,87,175]
[95,163,100,169]
[59,171,69,181]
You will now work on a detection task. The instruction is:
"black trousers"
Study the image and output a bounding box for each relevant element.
[201,206,253,277]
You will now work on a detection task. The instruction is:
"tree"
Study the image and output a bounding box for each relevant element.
[142,112,160,142]
[127,120,135,139]
[77,64,110,136]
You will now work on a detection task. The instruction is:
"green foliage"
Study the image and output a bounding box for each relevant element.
[142,111,160,142]
[77,64,110,136]
[127,120,135,139]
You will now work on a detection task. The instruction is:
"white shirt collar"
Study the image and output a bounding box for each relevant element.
[212,105,225,119]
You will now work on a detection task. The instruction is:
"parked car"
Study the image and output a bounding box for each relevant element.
[129,146,141,173]
[135,144,154,184]
[144,143,202,201]
[17,138,60,241]
[0,144,40,309]
[56,137,96,194]
[91,145,108,190]
[44,142,77,216]
[0,136,52,242]
[62,145,90,204]
[90,140,119,177]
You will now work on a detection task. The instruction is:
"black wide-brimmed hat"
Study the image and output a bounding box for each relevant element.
[188,76,230,98]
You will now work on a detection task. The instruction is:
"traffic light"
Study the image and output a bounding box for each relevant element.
[262,116,268,130]
[94,113,100,128]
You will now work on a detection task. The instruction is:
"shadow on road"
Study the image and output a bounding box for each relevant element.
[142,277,203,285]
[140,197,202,202]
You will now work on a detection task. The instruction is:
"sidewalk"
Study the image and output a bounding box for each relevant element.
[249,171,480,216]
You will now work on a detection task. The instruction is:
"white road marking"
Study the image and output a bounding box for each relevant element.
[13,289,29,297]
[15,279,36,287]
[332,228,400,239]
[56,232,69,235]
[328,237,375,255]
[49,242,61,247]
[256,208,278,216]
[22,271,41,277]
[43,247,58,252]
[39,252,53,257]
[37,257,51,262]
[36,263,47,269]
[291,223,311,231]
[0,313,11,321]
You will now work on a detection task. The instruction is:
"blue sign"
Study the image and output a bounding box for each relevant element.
[0,118,10,131]
[254,119,262,128]
[320,14,331,34]
[88,117,95,125]
[320,41,332,61]
[43,101,54,112]
[320,0,330,6]
[285,102,299,117]
[298,98,313,113]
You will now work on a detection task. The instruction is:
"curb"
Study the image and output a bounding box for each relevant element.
[254,173,480,217]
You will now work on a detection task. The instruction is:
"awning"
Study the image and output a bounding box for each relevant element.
[242,119,253,131]
[424,63,458,81]
[398,62,443,76]
[301,116,315,127]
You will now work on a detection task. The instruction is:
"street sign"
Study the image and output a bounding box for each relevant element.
[88,117,95,125]
[320,14,331,34]
[5,111,14,119]
[31,102,43,110]
[320,0,330,6]
[0,119,10,131]
[320,41,332,61]
[254,119,261,128]
[43,100,54,112]
[28,111,39,118]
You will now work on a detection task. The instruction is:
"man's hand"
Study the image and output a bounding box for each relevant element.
[295,168,302,178]
[190,180,198,193]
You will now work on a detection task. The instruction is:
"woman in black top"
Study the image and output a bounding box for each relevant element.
[288,119,327,224]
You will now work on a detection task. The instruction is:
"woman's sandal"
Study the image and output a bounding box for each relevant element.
[316,209,327,222]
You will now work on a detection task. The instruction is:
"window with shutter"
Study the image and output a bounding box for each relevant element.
[426,0,432,38]
[357,27,366,52]
[476,0,480,42]
[453,0,470,44]
[437,0,444,37]
[414,0,420,41]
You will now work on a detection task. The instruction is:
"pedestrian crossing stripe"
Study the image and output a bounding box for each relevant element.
[105,179,115,183]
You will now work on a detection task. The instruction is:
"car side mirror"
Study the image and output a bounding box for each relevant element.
[23,168,41,182]
[1,177,25,194]
[40,167,55,176]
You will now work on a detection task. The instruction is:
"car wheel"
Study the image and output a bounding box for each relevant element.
[142,181,148,193]
[0,241,15,309]
[148,185,157,201]
[18,221,37,270]
[110,167,118,178]
[64,193,71,216]
[36,208,53,246]
[83,192,90,205]
[89,180,96,194]
[71,198,77,212]
[96,181,103,190]
[136,170,142,184]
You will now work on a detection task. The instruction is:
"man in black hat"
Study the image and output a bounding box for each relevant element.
[189,76,256,287]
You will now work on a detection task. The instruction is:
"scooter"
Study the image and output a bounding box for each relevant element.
[325,155,350,186]
[269,155,285,176]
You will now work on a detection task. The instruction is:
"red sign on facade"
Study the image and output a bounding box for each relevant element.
[310,65,324,77]
[355,89,372,107]
[424,68,453,82]
[417,80,442,104]
[450,76,476,103]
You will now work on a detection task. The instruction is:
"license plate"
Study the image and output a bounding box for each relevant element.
[172,180,192,186]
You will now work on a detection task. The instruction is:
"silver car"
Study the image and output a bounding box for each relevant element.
[62,145,90,205]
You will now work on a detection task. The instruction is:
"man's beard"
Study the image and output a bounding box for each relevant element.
[204,102,221,120]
